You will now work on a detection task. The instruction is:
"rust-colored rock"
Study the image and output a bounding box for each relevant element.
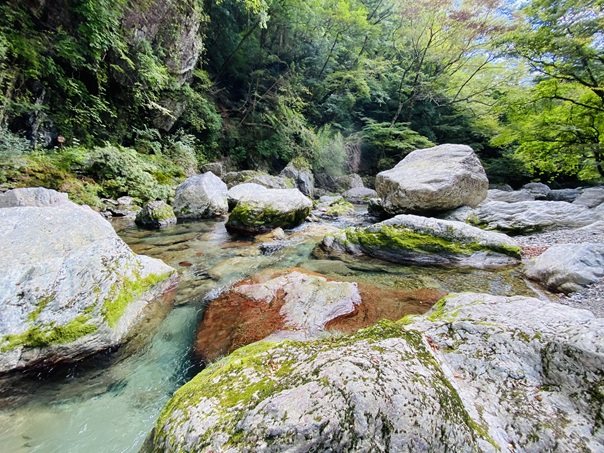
[195,268,446,363]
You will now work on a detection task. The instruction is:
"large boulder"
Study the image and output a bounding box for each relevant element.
[226,183,266,211]
[573,187,604,208]
[0,204,177,373]
[147,294,604,453]
[375,144,488,215]
[0,187,74,208]
[222,170,263,189]
[135,200,177,229]
[195,269,444,362]
[247,174,290,190]
[226,187,313,234]
[524,243,604,293]
[172,172,228,219]
[335,173,364,191]
[281,162,315,198]
[471,201,597,233]
[314,196,355,218]
[316,214,521,269]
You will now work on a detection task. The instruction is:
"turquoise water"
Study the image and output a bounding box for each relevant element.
[0,215,536,452]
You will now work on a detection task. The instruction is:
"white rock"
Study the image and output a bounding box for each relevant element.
[173,172,228,219]
[524,243,604,293]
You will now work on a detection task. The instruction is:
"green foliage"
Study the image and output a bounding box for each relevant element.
[0,127,30,157]
[311,126,347,178]
[85,145,174,202]
[361,120,434,171]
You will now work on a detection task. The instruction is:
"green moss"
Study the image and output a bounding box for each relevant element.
[0,315,98,352]
[26,293,56,322]
[227,202,311,232]
[102,271,173,328]
[325,199,355,217]
[344,224,521,259]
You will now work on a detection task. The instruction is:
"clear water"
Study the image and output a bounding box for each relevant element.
[0,214,537,452]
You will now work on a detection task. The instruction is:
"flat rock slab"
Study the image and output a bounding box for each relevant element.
[149,293,604,452]
[0,203,177,373]
[375,144,488,215]
[317,214,521,269]
[472,201,597,233]
[524,243,604,293]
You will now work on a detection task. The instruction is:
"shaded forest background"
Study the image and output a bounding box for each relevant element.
[0,0,602,206]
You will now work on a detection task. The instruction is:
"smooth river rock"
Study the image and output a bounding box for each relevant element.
[316,214,521,269]
[573,187,604,208]
[147,293,604,452]
[172,172,228,219]
[471,201,597,233]
[524,243,604,293]
[0,203,177,373]
[375,144,488,215]
[135,200,177,228]
[226,186,313,234]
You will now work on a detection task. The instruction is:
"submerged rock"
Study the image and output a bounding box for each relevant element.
[135,201,177,229]
[524,243,604,293]
[173,172,228,219]
[226,187,312,234]
[471,201,597,233]
[317,214,521,269]
[148,293,604,452]
[0,204,177,373]
[375,144,488,215]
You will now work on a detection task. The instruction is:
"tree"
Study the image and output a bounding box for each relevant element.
[499,0,604,179]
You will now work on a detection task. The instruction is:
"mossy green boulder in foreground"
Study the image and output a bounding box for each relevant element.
[146,293,604,452]
[0,190,177,373]
[226,185,313,234]
[316,214,522,269]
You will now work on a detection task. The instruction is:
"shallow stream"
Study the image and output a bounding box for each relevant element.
[0,213,537,452]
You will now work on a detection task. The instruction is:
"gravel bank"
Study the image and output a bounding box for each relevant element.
[515,221,604,317]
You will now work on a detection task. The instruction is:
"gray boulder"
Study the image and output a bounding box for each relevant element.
[521,182,551,200]
[0,187,74,208]
[317,214,521,269]
[247,174,290,190]
[314,196,355,218]
[0,204,177,373]
[471,201,597,233]
[135,201,177,228]
[147,293,604,453]
[342,187,378,204]
[375,144,488,215]
[226,187,313,234]
[524,243,604,293]
[335,173,364,191]
[227,183,267,211]
[595,203,604,220]
[281,162,314,198]
[573,187,604,208]
[547,188,581,202]
[222,170,262,189]
[200,162,224,177]
[485,189,534,203]
[173,172,228,219]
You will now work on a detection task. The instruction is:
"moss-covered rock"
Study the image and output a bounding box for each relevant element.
[147,293,604,453]
[317,214,521,269]
[0,197,177,373]
[226,187,312,234]
[135,200,177,228]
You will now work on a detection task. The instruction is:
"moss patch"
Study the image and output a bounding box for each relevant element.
[102,271,173,328]
[0,315,98,352]
[342,224,521,259]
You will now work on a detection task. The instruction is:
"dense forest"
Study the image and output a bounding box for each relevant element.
[0,0,602,206]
